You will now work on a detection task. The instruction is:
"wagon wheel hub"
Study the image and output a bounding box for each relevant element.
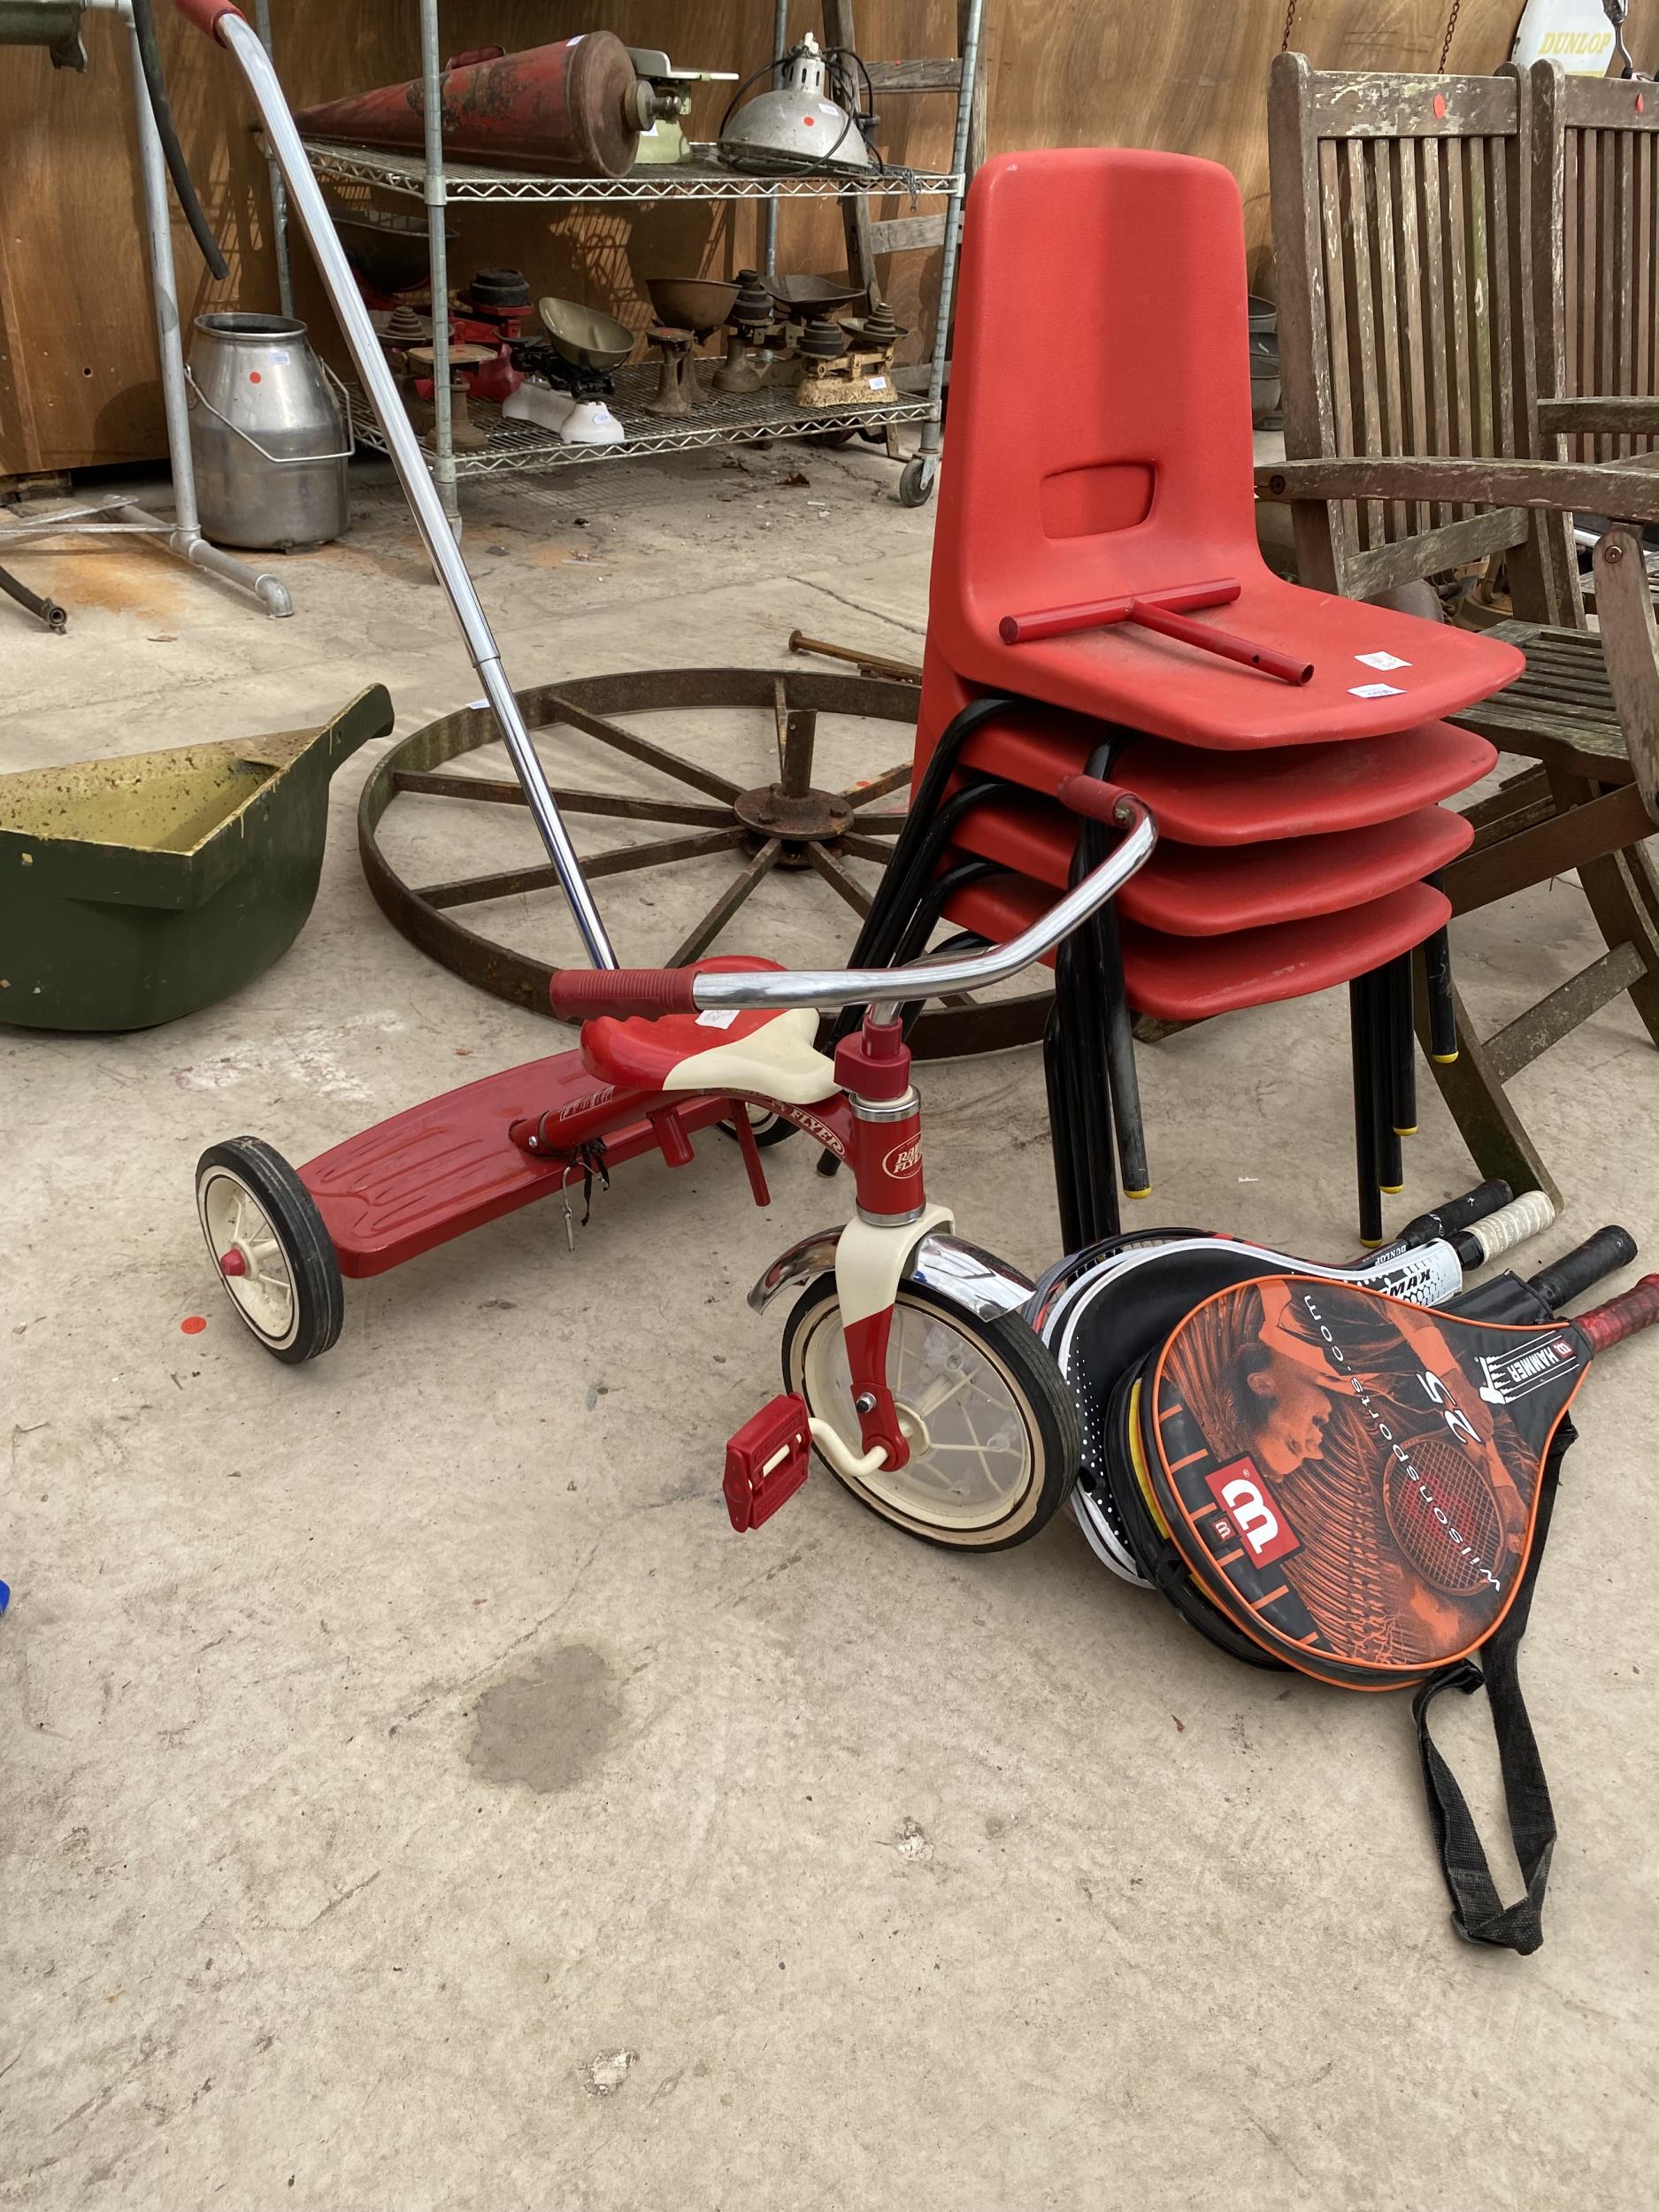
[733,781,856,849]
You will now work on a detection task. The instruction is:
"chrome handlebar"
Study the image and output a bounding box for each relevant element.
[549,791,1151,1026]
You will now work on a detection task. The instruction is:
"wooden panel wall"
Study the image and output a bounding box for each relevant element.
[6,1,1659,474]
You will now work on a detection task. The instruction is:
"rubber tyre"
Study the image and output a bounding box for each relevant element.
[898,456,936,508]
[195,1136,344,1364]
[808,427,858,450]
[781,1275,1079,1550]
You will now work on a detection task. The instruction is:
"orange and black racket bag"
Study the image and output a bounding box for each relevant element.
[1127,1271,1659,1954]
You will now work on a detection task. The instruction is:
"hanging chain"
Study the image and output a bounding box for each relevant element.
[1438,0,1463,72]
[1280,0,1299,53]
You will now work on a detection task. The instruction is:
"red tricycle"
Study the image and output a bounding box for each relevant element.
[183,0,1160,1551]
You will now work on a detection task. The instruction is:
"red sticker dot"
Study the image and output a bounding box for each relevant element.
[1432,94,1447,119]
[249,370,262,384]
[1639,93,1647,113]
[180,1315,208,1335]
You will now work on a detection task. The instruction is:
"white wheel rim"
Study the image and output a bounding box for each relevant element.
[197,1169,301,1349]
[799,1295,1034,1532]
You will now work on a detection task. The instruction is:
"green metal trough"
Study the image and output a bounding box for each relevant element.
[0,685,394,1031]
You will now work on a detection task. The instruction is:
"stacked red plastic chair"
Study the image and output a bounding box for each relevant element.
[845,149,1524,1245]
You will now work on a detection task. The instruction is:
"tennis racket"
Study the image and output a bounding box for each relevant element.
[1141,1268,1659,1682]
[1047,1187,1555,1585]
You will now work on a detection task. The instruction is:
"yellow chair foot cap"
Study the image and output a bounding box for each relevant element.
[1381,1182,1405,1195]
[1125,1187,1152,1201]
[1432,1051,1459,1065]
[1394,1124,1418,1137]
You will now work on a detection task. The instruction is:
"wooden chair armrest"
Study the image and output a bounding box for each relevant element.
[1592,530,1659,821]
[1538,396,1659,438]
[1256,455,1659,525]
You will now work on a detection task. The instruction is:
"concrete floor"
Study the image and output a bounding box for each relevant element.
[4,446,1657,2211]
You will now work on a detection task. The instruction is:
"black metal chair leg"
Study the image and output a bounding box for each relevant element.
[1387,951,1417,1138]
[1368,965,1404,1195]
[1350,977,1384,1247]
[1094,893,1148,1200]
[1044,1001,1087,1256]
[840,693,1026,977]
[1077,736,1148,1202]
[1424,877,1458,1063]
[1055,930,1119,1245]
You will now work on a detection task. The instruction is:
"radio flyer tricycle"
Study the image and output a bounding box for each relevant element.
[181,0,1159,1551]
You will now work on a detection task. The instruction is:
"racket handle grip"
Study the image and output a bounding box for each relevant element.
[1529,1225,1640,1313]
[1456,1188,1556,1266]
[1578,1272,1659,1355]
[1424,1179,1514,1238]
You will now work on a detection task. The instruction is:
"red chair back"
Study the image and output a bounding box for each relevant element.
[933,149,1265,659]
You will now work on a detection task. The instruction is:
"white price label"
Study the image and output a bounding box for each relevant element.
[1355,650,1410,671]
[1349,682,1405,698]
[695,1008,740,1029]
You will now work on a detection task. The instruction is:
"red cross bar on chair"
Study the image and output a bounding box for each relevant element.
[998,577,1314,685]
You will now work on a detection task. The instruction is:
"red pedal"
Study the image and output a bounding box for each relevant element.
[723,1395,811,1532]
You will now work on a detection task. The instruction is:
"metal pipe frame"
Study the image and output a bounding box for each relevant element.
[683,796,1156,1015]
[763,0,789,277]
[914,0,983,476]
[214,9,620,969]
[251,0,294,315]
[21,0,292,618]
[417,0,457,524]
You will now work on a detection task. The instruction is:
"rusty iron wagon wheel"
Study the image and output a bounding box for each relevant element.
[357,666,1049,1060]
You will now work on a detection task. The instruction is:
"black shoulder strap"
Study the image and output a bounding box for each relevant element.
[1409,1418,1572,1956]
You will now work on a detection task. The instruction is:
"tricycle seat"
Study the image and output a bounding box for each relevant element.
[579,957,839,1105]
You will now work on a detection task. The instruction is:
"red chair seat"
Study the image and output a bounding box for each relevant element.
[949,797,1472,934]
[1111,722,1498,844]
[928,148,1524,749]
[945,687,1499,843]
[941,577,1524,749]
[946,873,1451,1021]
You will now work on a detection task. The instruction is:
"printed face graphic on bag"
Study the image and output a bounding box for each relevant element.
[1226,1307,1343,1478]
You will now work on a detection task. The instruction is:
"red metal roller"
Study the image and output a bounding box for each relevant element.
[293,33,644,179]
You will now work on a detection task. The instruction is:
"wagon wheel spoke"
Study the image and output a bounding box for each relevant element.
[668,839,783,966]
[841,761,914,808]
[835,832,902,865]
[805,841,874,918]
[414,828,747,910]
[545,693,742,803]
[844,811,909,833]
[587,828,749,879]
[391,770,733,827]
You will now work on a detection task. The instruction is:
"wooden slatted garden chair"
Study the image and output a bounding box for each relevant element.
[1260,51,1659,1202]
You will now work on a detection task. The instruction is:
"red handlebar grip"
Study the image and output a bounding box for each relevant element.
[548,967,700,1021]
[173,0,246,38]
[1055,772,1134,826]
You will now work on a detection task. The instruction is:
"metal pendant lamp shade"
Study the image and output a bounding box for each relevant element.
[718,34,871,176]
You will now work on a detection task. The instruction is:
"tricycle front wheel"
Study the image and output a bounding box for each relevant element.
[195,1136,343,1363]
[782,1277,1078,1549]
